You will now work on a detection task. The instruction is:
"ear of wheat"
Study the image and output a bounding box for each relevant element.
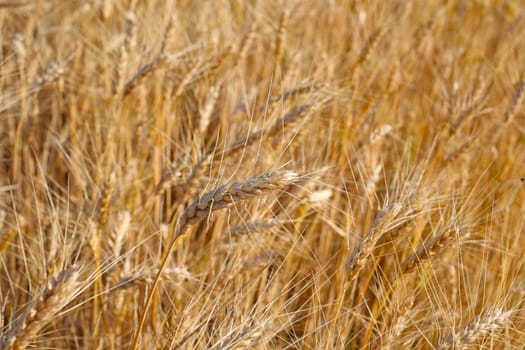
[131,170,300,350]
[401,229,455,273]
[437,308,513,350]
[1,268,80,350]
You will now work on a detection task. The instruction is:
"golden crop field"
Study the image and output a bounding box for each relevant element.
[1,1,524,349]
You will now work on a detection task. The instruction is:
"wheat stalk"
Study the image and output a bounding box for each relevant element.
[346,208,388,280]
[274,10,289,65]
[173,57,204,97]
[122,16,174,97]
[107,210,131,259]
[122,55,167,97]
[233,23,257,67]
[124,10,137,50]
[30,51,75,94]
[212,323,263,350]
[1,267,79,350]
[155,104,311,197]
[437,308,513,349]
[115,266,192,291]
[97,172,116,235]
[131,170,300,350]
[179,171,298,227]
[381,295,414,350]
[112,11,135,96]
[350,26,385,90]
[401,229,455,273]
[503,80,524,124]
[448,86,491,135]
[229,218,288,235]
[199,80,222,136]
[219,104,312,159]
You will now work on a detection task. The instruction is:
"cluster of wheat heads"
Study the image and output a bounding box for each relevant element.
[1,1,525,349]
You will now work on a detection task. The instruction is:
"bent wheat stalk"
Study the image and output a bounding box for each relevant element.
[131,171,299,350]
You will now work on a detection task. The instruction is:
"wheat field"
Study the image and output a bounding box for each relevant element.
[1,1,524,349]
